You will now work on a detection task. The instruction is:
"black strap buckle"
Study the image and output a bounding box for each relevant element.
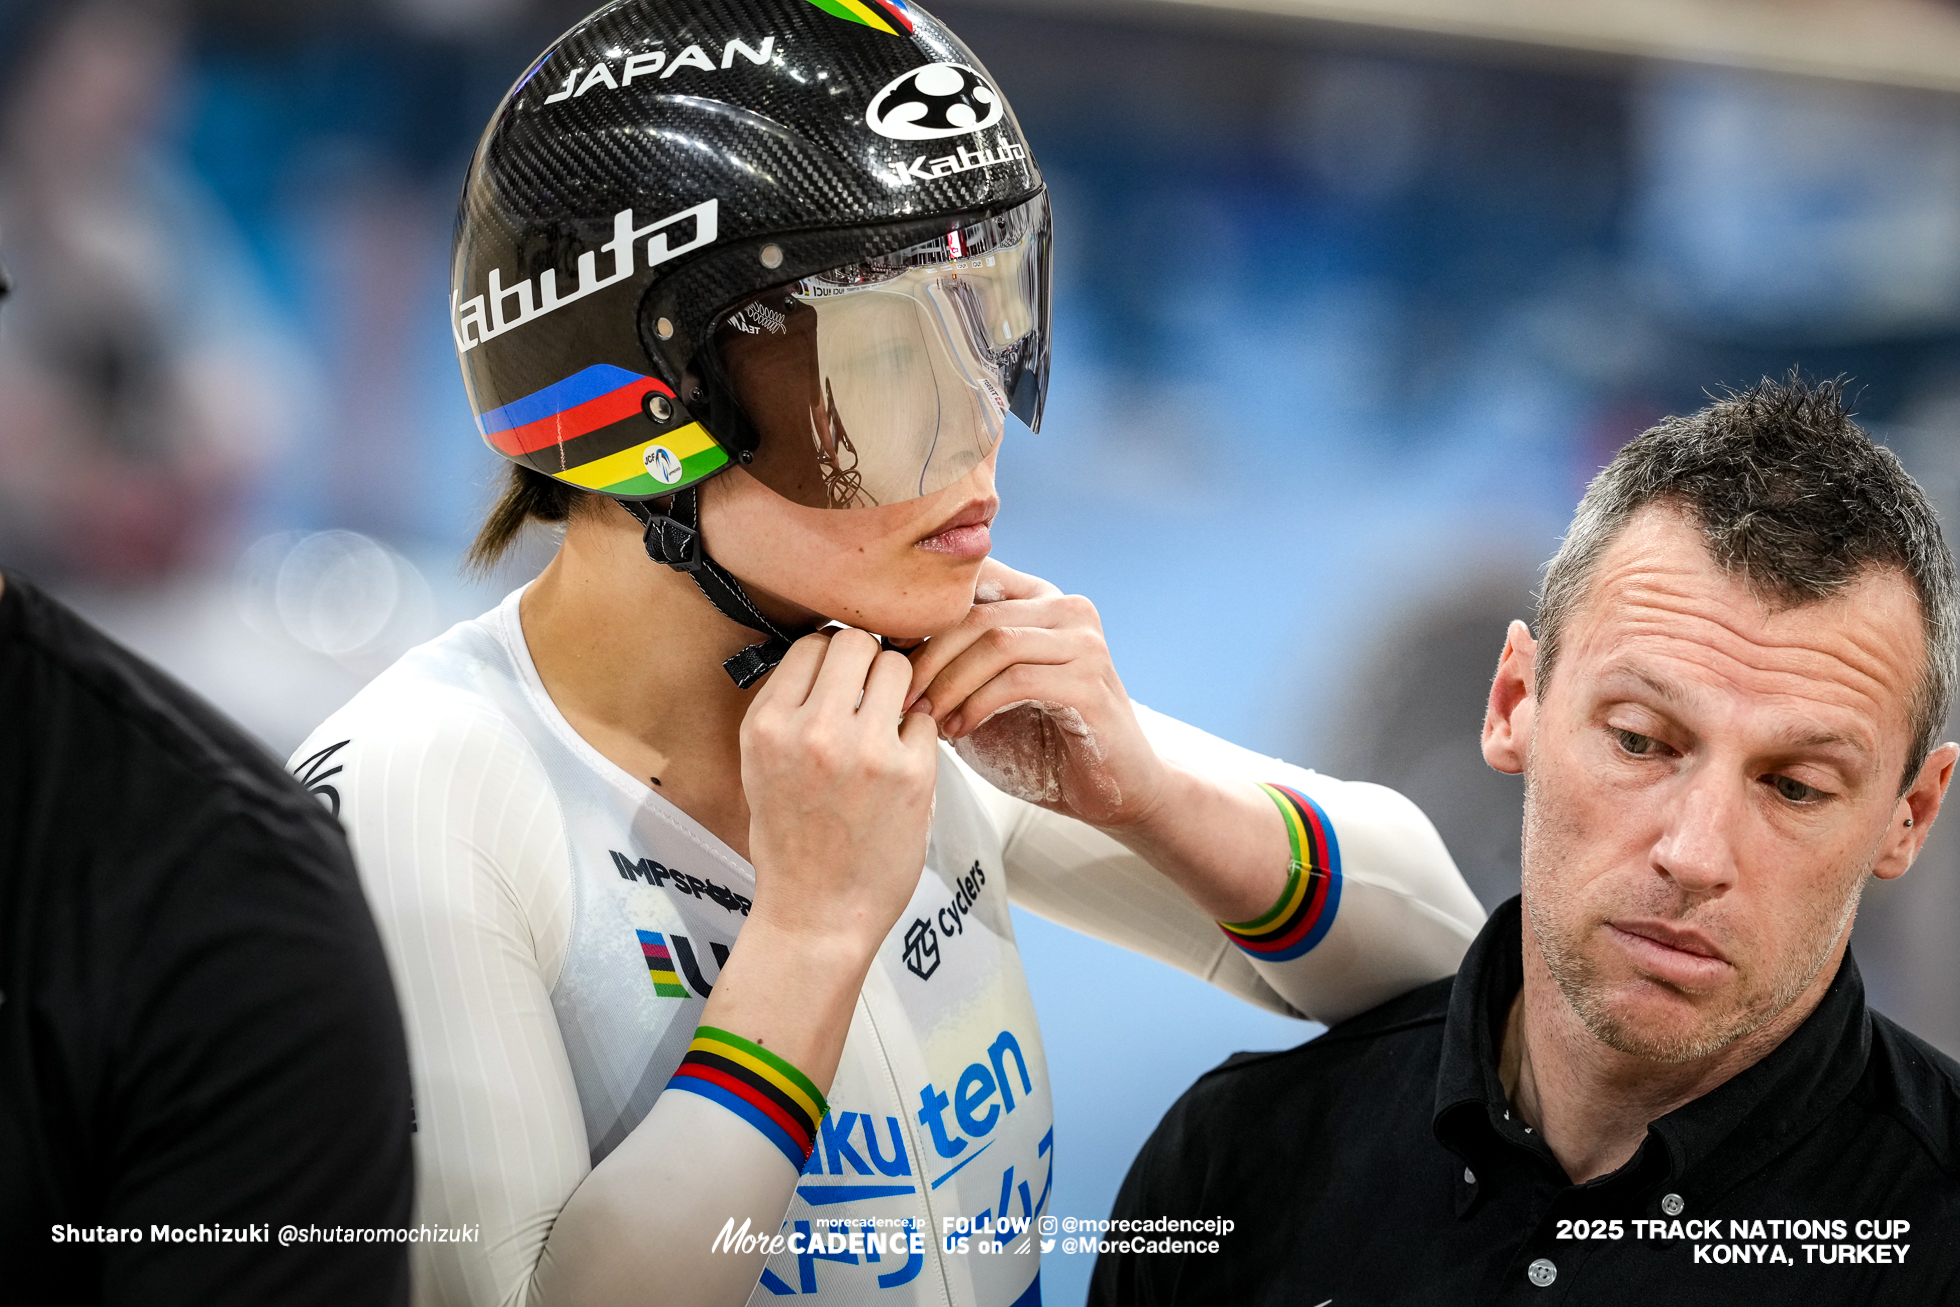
[613,489,812,687]
[644,512,702,570]
[723,637,793,689]
[629,489,704,572]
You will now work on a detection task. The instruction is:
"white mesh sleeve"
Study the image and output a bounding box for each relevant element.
[300,694,797,1307]
[975,704,1486,1024]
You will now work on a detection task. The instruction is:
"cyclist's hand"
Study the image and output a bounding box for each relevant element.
[903,559,1168,832]
[740,629,940,952]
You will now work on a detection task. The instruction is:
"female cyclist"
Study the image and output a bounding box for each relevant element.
[291,1,1486,1303]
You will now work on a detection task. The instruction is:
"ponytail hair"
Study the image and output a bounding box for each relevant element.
[467,463,588,574]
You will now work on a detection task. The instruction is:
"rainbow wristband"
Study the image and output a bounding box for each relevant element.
[667,1026,829,1169]
[1218,783,1343,963]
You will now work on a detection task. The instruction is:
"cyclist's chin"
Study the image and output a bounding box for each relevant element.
[751,552,985,642]
[702,467,996,640]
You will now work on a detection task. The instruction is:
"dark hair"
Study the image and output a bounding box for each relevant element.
[1536,374,1957,789]
[467,463,590,574]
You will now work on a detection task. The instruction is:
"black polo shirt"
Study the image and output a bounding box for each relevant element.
[1090,896,1960,1305]
[0,574,414,1304]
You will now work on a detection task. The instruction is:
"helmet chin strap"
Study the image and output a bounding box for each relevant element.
[617,489,815,689]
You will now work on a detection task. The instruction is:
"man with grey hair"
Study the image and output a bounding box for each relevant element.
[1092,376,1960,1305]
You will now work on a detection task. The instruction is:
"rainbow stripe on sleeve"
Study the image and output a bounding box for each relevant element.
[1219,783,1343,963]
[667,1026,829,1170]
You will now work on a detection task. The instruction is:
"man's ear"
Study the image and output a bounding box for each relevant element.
[1482,620,1537,776]
[1873,741,1959,881]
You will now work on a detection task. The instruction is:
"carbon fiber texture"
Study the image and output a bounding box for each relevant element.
[451,0,1046,494]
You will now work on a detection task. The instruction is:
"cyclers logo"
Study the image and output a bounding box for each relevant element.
[865,63,1002,141]
[452,200,718,354]
[903,861,989,981]
[903,918,940,980]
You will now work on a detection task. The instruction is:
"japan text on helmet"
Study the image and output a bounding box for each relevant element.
[451,0,1051,509]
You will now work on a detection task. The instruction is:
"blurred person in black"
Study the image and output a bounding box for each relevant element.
[0,574,417,1303]
[1092,378,1960,1305]
[0,254,415,1298]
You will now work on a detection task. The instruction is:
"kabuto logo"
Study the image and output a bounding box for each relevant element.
[453,200,717,354]
[865,63,1003,141]
[887,135,1027,188]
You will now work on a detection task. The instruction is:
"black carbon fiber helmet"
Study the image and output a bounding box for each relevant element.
[451,0,1049,505]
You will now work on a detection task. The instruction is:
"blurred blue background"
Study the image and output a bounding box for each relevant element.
[5,1,1960,1301]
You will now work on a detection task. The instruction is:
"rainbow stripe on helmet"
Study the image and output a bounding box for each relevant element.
[474,363,731,497]
[800,0,913,35]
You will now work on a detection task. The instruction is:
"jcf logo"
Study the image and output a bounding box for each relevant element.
[644,444,684,485]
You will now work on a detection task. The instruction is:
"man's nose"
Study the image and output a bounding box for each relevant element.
[1651,769,1741,898]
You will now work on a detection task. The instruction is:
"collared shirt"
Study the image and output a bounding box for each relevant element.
[1090,896,1960,1305]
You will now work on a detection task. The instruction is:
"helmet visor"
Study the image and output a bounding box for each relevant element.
[711,193,1050,510]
